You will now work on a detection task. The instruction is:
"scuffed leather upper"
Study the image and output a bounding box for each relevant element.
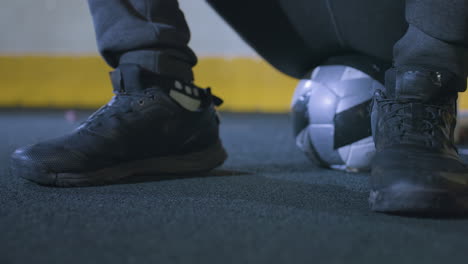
[372,68,458,154]
[370,67,468,190]
[12,64,222,173]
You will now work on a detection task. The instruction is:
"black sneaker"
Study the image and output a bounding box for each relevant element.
[10,64,227,187]
[370,67,468,214]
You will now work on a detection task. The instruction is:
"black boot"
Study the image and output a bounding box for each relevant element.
[10,64,227,187]
[370,67,468,214]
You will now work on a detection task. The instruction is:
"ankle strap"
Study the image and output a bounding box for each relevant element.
[110,64,223,107]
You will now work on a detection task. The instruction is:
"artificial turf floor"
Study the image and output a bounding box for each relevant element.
[1,110,468,264]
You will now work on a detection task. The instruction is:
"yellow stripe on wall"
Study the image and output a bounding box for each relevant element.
[0,56,297,112]
[1,55,468,112]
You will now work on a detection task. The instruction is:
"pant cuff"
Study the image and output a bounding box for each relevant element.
[119,50,194,82]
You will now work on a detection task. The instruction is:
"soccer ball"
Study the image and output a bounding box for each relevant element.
[291,65,384,172]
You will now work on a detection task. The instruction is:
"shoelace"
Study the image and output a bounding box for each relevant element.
[375,93,453,147]
[79,86,223,132]
[83,94,144,129]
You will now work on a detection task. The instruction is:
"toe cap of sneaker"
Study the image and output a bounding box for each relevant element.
[10,145,58,185]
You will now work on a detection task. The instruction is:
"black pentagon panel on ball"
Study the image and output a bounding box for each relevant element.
[308,124,346,166]
[333,100,373,149]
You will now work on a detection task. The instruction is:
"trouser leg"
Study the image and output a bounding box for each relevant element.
[393,0,468,90]
[87,0,197,81]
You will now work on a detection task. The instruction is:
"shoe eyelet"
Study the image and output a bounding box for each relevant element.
[139,99,145,106]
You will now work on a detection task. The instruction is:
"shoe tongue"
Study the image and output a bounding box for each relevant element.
[386,69,443,102]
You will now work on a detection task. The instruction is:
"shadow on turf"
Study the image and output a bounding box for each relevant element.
[94,168,468,219]
[388,212,468,219]
[113,169,251,185]
[20,167,468,219]
[114,172,372,215]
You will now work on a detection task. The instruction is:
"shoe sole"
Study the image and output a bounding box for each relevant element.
[369,183,468,215]
[11,140,228,187]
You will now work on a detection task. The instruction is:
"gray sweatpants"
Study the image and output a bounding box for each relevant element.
[394,0,468,80]
[88,0,196,82]
[87,0,468,86]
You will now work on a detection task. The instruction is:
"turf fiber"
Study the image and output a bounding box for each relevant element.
[1,111,468,264]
